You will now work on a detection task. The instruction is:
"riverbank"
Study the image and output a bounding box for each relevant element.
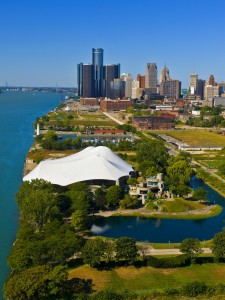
[94,204,222,220]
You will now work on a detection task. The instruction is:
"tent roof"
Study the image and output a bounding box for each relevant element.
[23,146,134,186]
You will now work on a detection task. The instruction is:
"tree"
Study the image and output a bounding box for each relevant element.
[127,178,137,186]
[67,190,91,212]
[115,237,138,266]
[82,238,105,268]
[94,187,106,210]
[106,185,123,207]
[137,140,168,168]
[17,188,59,231]
[193,187,208,202]
[120,195,139,209]
[71,210,88,232]
[180,238,203,259]
[212,232,225,260]
[4,265,68,300]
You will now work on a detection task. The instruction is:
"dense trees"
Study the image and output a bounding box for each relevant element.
[4,265,68,300]
[166,153,194,196]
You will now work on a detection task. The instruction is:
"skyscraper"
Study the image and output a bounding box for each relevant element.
[145,63,157,93]
[92,48,104,97]
[160,66,170,83]
[82,64,95,98]
[189,73,198,95]
[77,48,120,98]
[209,74,215,86]
[103,64,120,98]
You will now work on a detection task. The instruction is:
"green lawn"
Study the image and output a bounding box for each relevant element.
[68,263,225,295]
[150,130,225,147]
[163,198,205,213]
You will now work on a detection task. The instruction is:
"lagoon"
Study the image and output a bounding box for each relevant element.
[91,177,225,243]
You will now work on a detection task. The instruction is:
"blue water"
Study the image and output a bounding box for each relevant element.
[91,177,225,243]
[0,91,60,299]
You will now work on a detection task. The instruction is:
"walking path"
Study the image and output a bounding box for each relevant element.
[103,112,125,125]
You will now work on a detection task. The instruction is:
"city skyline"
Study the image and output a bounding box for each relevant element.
[1,0,225,88]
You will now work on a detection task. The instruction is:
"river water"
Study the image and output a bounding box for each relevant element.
[0,91,60,299]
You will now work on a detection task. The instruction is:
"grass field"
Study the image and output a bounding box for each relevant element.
[151,130,225,147]
[44,111,118,128]
[68,264,225,295]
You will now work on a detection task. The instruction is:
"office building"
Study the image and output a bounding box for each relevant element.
[196,79,205,99]
[121,73,133,98]
[204,85,219,100]
[103,64,120,98]
[209,74,215,86]
[160,66,170,83]
[189,73,198,95]
[160,80,181,100]
[145,63,157,93]
[137,74,145,88]
[92,48,104,97]
[77,48,120,98]
[82,64,95,98]
[110,79,125,99]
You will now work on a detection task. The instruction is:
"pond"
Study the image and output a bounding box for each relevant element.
[91,177,225,242]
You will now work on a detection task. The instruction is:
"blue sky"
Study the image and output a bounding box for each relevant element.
[0,0,225,88]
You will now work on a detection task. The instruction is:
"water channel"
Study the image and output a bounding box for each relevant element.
[91,177,225,243]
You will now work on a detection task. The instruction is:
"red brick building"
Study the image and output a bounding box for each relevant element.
[133,116,175,130]
[80,98,99,106]
[100,99,132,111]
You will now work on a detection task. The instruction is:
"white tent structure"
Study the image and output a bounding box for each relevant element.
[23,146,134,186]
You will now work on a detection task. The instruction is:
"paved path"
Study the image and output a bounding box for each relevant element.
[140,247,212,256]
[103,112,125,125]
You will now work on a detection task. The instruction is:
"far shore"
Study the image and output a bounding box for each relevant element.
[94,204,222,220]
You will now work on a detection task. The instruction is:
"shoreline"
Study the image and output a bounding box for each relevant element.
[94,204,222,220]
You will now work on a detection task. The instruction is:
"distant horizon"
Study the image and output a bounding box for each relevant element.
[1,0,225,88]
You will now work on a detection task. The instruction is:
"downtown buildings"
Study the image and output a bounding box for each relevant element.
[77,48,120,98]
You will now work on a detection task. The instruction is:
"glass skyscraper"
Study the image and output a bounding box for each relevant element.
[92,48,104,97]
[77,48,120,98]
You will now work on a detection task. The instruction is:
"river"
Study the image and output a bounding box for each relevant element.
[0,91,61,299]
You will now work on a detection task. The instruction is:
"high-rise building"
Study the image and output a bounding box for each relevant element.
[92,48,104,97]
[145,63,157,93]
[103,64,120,98]
[82,64,95,98]
[77,48,120,98]
[196,79,205,99]
[209,74,215,86]
[204,85,219,100]
[137,74,145,88]
[189,73,198,95]
[110,79,125,99]
[160,80,181,100]
[160,66,170,83]
[121,73,133,98]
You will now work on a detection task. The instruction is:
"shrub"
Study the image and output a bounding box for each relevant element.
[146,255,190,268]
[181,281,207,297]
